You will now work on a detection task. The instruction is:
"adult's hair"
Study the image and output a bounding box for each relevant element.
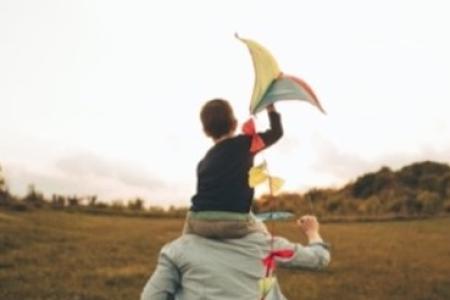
[200,99,237,139]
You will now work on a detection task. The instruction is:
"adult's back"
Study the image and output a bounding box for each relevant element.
[141,216,330,300]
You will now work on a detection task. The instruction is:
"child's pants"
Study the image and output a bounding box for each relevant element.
[183,211,268,239]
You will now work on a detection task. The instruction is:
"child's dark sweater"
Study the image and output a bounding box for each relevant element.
[191,111,283,213]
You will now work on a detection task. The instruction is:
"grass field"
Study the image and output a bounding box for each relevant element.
[1,210,449,300]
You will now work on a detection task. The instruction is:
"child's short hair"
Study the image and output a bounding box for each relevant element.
[200,99,237,139]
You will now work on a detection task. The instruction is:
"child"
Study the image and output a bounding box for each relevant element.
[184,98,283,238]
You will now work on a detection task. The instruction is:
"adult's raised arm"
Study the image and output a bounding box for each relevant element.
[274,215,331,270]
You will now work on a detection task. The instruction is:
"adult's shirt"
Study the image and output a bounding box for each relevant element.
[141,230,330,300]
[191,111,283,213]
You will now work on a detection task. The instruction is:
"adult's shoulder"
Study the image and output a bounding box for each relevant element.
[159,235,191,259]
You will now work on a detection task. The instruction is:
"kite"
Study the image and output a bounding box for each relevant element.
[236,34,325,115]
[237,34,326,299]
[248,162,284,194]
[255,211,295,221]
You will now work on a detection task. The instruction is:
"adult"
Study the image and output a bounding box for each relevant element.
[141,215,330,300]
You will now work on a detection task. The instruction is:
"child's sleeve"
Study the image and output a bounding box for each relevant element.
[258,111,283,149]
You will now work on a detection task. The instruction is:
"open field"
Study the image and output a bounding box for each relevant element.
[1,210,450,300]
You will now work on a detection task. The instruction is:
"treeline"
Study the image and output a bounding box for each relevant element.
[255,161,450,217]
[2,161,450,218]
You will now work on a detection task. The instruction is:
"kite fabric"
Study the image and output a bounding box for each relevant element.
[255,211,295,221]
[248,162,285,194]
[236,34,325,115]
[259,249,295,298]
[242,118,266,154]
[235,34,281,114]
[259,277,276,298]
[254,74,325,114]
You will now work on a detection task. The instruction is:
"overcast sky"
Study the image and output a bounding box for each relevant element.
[1,0,449,206]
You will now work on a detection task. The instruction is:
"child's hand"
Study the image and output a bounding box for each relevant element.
[267,104,276,112]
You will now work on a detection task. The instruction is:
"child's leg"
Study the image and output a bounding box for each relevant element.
[183,211,268,239]
[188,218,249,238]
[248,212,270,234]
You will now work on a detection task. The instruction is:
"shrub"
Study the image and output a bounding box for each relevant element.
[352,167,394,199]
[365,195,383,215]
[111,200,125,211]
[416,191,442,215]
[443,199,450,213]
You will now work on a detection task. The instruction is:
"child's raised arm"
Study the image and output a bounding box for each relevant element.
[258,104,283,148]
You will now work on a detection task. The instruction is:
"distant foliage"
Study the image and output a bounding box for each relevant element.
[51,195,66,209]
[352,167,395,199]
[255,161,450,217]
[23,185,46,208]
[0,164,10,207]
[0,164,5,191]
[1,160,450,218]
[128,198,144,211]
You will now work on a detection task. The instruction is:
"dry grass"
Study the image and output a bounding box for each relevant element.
[1,210,449,299]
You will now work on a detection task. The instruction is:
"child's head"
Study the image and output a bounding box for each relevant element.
[200,99,237,140]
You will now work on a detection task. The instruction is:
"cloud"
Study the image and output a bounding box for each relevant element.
[276,136,303,155]
[311,136,372,180]
[311,136,450,185]
[55,152,167,190]
[2,152,191,207]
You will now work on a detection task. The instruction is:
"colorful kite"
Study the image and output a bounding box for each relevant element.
[236,34,325,115]
[237,34,325,299]
[255,211,295,221]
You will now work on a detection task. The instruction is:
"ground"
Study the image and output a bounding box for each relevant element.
[1,210,449,300]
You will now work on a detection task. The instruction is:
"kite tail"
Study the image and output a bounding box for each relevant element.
[243,117,294,299]
[259,154,294,300]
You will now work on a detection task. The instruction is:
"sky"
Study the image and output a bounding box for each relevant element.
[1,0,450,207]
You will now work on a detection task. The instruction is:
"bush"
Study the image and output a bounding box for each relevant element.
[365,196,383,215]
[386,198,403,214]
[443,199,450,213]
[400,192,422,215]
[9,201,28,211]
[416,191,442,215]
[418,175,440,193]
[326,198,341,213]
[111,200,125,211]
[352,167,394,199]
[439,173,450,197]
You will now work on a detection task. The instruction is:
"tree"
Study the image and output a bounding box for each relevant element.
[0,164,8,205]
[23,184,45,208]
[0,164,5,191]
[67,196,80,207]
[88,195,97,207]
[128,198,144,211]
[51,194,66,209]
